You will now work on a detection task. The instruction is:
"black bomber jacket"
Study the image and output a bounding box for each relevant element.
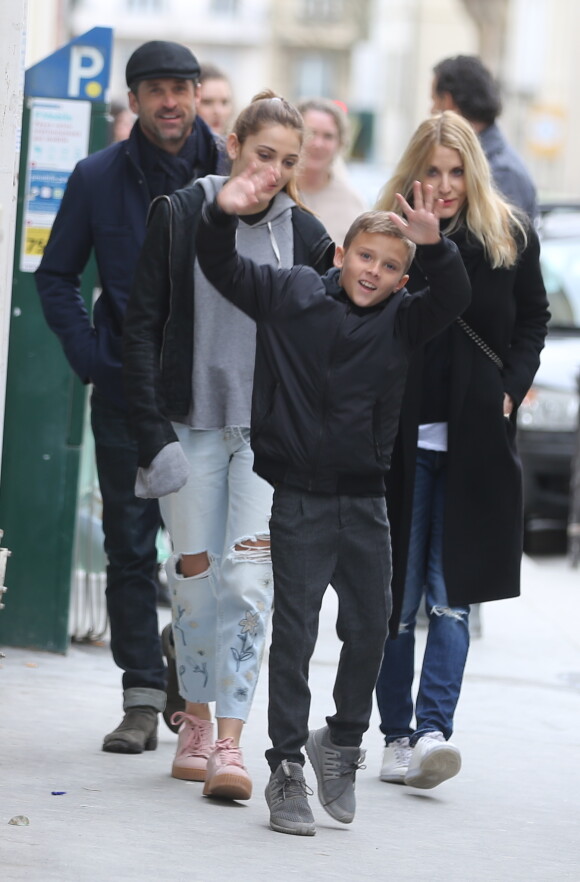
[196,201,472,496]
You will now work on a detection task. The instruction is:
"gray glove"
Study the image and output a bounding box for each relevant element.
[135,442,190,499]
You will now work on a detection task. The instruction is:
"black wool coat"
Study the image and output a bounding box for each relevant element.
[386,225,550,636]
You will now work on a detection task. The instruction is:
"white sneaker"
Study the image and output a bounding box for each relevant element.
[404,731,461,789]
[380,737,412,784]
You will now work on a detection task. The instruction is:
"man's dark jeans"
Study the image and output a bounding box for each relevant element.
[91,390,165,703]
[266,486,392,771]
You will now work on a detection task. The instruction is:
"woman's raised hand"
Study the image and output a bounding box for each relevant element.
[387,181,443,245]
[217,162,277,215]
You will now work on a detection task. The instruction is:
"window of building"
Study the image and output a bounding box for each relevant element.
[294,53,336,100]
[211,0,239,14]
[300,0,345,23]
[126,0,165,11]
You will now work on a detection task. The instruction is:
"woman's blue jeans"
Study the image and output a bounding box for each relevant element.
[376,448,470,745]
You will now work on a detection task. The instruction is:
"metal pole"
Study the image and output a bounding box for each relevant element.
[0,0,27,465]
[568,369,580,567]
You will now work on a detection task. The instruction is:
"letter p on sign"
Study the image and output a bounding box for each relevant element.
[68,46,105,98]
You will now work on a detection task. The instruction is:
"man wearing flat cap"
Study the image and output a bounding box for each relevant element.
[36,41,227,755]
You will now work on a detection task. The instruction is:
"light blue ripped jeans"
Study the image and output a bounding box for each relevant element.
[160,426,273,721]
[376,448,470,745]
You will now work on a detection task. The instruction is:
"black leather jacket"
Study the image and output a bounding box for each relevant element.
[124,182,335,466]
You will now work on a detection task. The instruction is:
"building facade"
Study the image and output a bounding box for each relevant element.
[24,0,580,199]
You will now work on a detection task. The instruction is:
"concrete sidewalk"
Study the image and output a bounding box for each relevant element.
[1,554,579,881]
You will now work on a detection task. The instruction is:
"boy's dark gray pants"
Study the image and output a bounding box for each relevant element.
[265,485,392,771]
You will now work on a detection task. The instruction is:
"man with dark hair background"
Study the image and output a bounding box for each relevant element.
[431,54,537,219]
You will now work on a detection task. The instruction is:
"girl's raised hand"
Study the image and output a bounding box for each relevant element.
[217,162,277,215]
[387,181,443,245]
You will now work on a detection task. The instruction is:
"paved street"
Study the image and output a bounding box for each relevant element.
[1,553,579,881]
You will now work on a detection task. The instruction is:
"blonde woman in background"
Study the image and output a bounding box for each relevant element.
[297,98,366,245]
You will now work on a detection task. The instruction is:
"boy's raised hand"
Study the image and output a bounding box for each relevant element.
[387,181,443,245]
[217,162,278,215]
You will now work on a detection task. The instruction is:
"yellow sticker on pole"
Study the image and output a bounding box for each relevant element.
[24,226,51,256]
[20,98,91,273]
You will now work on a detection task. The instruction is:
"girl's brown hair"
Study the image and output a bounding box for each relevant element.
[232,90,309,209]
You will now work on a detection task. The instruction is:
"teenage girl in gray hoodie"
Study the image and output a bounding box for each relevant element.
[124,92,334,802]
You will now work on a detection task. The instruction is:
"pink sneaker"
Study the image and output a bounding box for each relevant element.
[202,737,252,800]
[170,712,215,782]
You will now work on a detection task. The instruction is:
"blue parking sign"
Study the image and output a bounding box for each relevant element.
[25,27,112,101]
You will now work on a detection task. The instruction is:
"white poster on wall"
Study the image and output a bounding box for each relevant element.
[20,98,91,273]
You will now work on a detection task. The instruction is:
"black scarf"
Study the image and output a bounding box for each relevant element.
[135,121,211,199]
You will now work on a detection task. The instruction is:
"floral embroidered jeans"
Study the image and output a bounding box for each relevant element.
[160,426,273,720]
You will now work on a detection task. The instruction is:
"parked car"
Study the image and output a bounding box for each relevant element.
[517,204,580,552]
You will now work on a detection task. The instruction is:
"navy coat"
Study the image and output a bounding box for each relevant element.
[35,118,222,407]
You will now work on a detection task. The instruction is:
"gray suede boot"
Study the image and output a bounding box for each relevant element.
[102,707,158,754]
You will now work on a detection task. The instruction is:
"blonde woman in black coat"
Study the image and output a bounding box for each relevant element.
[374,111,549,789]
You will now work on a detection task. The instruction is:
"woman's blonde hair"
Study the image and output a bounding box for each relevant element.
[376,111,526,268]
[232,89,309,210]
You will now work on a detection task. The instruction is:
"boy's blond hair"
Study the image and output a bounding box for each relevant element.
[343,211,416,273]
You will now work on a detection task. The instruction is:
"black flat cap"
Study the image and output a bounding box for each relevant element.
[126,41,201,88]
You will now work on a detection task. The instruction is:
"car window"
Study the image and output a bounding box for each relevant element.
[540,239,580,329]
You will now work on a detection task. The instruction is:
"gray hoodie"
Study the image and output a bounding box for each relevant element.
[188,174,295,429]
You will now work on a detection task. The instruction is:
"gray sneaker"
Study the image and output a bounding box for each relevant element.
[265,760,316,836]
[305,726,365,824]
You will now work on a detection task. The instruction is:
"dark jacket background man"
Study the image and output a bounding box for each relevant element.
[431,54,538,220]
[36,41,226,754]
